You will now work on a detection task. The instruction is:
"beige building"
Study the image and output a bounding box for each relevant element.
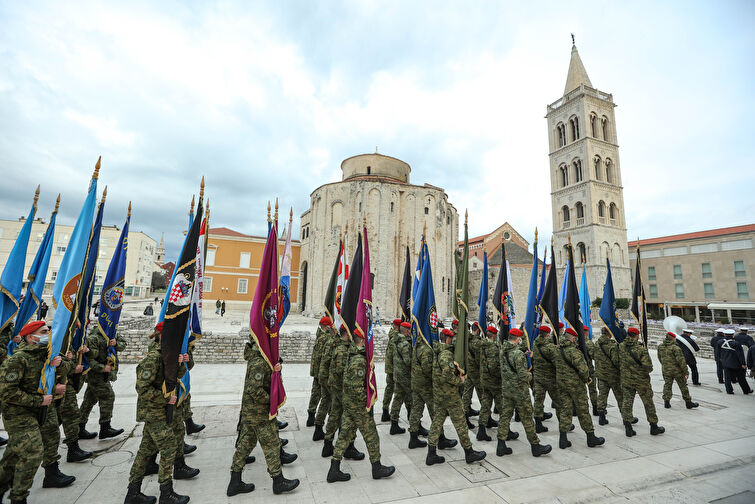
[298,153,459,319]
[0,215,157,299]
[629,224,755,325]
[547,43,631,299]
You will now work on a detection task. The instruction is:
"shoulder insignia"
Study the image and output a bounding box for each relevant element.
[4,371,18,382]
[358,369,364,377]
[141,370,152,380]
[254,372,263,381]
[448,361,455,369]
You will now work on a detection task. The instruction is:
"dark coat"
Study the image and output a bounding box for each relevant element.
[676,334,699,366]
[734,332,755,348]
[718,338,746,369]
[710,334,724,361]
[747,346,755,370]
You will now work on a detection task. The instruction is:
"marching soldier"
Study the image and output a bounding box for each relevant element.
[583,326,599,416]
[389,322,412,435]
[313,321,339,441]
[531,326,557,433]
[0,321,18,447]
[719,329,752,395]
[658,332,699,409]
[710,328,725,384]
[619,327,665,437]
[554,327,605,449]
[183,341,205,436]
[496,328,552,457]
[227,336,299,496]
[426,328,486,466]
[462,322,483,429]
[306,317,331,427]
[477,326,501,441]
[80,325,126,439]
[593,327,636,426]
[56,349,93,462]
[326,328,395,483]
[381,319,401,422]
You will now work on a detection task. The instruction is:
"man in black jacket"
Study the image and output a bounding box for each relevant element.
[677,330,700,385]
[718,329,752,395]
[735,327,754,348]
[710,328,725,384]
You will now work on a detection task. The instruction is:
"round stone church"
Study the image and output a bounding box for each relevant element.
[298,153,459,320]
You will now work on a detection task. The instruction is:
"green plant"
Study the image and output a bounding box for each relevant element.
[616,298,630,309]
[591,297,602,308]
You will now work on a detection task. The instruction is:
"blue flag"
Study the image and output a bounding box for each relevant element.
[599,257,622,342]
[411,243,438,346]
[579,262,592,340]
[535,246,547,324]
[159,200,195,324]
[0,193,37,331]
[558,259,570,324]
[477,252,488,330]
[523,240,539,364]
[412,234,425,303]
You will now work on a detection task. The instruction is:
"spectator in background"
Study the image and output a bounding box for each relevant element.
[677,329,700,385]
[221,300,226,317]
[216,299,222,315]
[143,303,154,316]
[719,329,752,395]
[710,328,725,384]
[38,300,48,320]
[735,327,754,349]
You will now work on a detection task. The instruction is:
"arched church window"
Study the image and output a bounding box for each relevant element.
[577,242,587,263]
[570,116,580,141]
[590,113,598,137]
[424,207,429,215]
[609,203,618,224]
[560,164,568,187]
[601,116,609,141]
[605,158,613,183]
[594,156,602,180]
[576,202,584,219]
[574,159,583,182]
[562,205,570,227]
[598,201,606,219]
[367,166,371,175]
[556,123,566,147]
[390,202,394,212]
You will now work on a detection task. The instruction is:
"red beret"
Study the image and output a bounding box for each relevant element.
[539,325,551,333]
[155,322,163,332]
[558,322,565,328]
[509,328,523,337]
[472,321,481,328]
[452,319,459,326]
[627,327,640,335]
[400,321,412,329]
[583,325,590,331]
[19,320,46,337]
[666,331,676,338]
[487,326,498,335]
[340,324,347,332]
[441,328,454,337]
[319,316,332,326]
[353,328,364,338]
[393,319,402,326]
[564,327,578,337]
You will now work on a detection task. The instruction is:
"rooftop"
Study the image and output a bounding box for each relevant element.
[628,224,755,247]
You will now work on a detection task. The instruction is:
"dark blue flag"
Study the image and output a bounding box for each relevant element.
[599,257,622,342]
[411,242,438,346]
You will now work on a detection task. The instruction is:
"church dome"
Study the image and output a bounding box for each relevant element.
[341,153,410,183]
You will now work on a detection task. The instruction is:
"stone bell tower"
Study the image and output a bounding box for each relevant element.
[546,40,631,298]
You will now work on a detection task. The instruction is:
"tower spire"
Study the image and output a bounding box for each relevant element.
[563,40,592,95]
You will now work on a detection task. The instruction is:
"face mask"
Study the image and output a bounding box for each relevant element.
[36,335,49,345]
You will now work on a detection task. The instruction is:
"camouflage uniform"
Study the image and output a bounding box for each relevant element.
[618,337,658,424]
[230,340,282,475]
[593,332,623,415]
[585,339,598,410]
[80,327,127,425]
[55,353,83,444]
[333,345,382,463]
[478,338,502,426]
[0,341,63,501]
[315,330,339,426]
[382,327,398,412]
[554,338,594,433]
[324,337,351,442]
[532,333,560,418]
[462,331,483,412]
[308,326,328,414]
[409,340,434,433]
[390,333,412,421]
[428,342,472,449]
[498,340,539,444]
[657,335,692,403]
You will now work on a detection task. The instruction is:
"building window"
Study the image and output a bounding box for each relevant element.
[51,271,57,281]
[594,156,602,180]
[704,283,714,299]
[675,284,684,299]
[673,264,682,280]
[597,201,606,220]
[560,164,568,187]
[238,278,248,294]
[367,166,371,175]
[204,276,213,292]
[575,202,584,220]
[701,262,712,278]
[447,216,451,225]
[206,249,216,266]
[648,266,656,281]
[649,284,658,298]
[358,202,362,212]
[441,276,445,292]
[602,116,609,141]
[605,159,613,184]
[424,207,429,215]
[570,116,580,141]
[240,252,251,268]
[390,202,394,212]
[57,246,66,254]
[577,242,586,262]
[737,282,749,299]
[590,114,597,137]
[574,159,583,182]
[734,260,746,277]
[556,123,566,147]
[562,206,570,228]
[448,278,451,293]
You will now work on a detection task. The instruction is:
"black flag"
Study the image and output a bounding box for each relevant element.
[323,240,342,321]
[492,243,511,342]
[564,242,588,362]
[631,246,648,348]
[398,246,412,321]
[539,245,559,344]
[340,233,363,337]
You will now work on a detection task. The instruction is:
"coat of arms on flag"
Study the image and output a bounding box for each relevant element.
[102,280,125,312]
[169,273,193,306]
[263,291,279,337]
[429,305,438,335]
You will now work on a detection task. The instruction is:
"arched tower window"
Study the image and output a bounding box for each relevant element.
[573,159,583,182]
[367,166,371,175]
[562,205,570,228]
[577,242,587,263]
[598,200,606,222]
[569,116,580,141]
[556,122,566,147]
[605,158,613,183]
[575,202,584,224]
[593,156,602,180]
[601,116,609,141]
[559,164,568,187]
[590,113,598,137]
[609,203,618,224]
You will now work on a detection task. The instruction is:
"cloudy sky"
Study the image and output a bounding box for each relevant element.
[1,0,753,260]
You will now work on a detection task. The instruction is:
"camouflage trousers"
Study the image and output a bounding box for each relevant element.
[662,374,691,402]
[621,382,658,423]
[382,373,394,411]
[324,391,343,442]
[333,408,381,463]
[231,418,281,475]
[130,420,178,485]
[315,383,331,426]
[597,376,624,414]
[80,378,115,424]
[587,375,598,408]
[557,382,594,433]
[461,370,481,412]
[41,403,61,466]
[307,377,322,413]
[409,385,434,433]
[184,394,193,418]
[55,383,81,444]
[532,376,559,418]
[497,391,539,445]
[478,381,501,424]
[389,379,411,421]
[428,392,472,450]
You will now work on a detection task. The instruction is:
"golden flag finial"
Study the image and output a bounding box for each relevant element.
[289,207,293,223]
[543,245,547,261]
[33,185,40,209]
[345,221,349,235]
[54,194,61,212]
[267,201,271,222]
[190,195,195,215]
[567,233,572,247]
[582,252,586,264]
[535,227,538,242]
[606,248,609,259]
[93,156,101,179]
[363,215,367,228]
[464,209,468,225]
[274,198,279,222]
[101,186,108,203]
[128,201,132,217]
[199,176,205,200]
[551,236,554,246]
[423,220,427,237]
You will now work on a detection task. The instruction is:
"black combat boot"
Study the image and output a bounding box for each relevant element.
[408,432,427,449]
[464,447,486,463]
[686,401,699,409]
[306,411,316,427]
[542,411,553,420]
[465,414,475,430]
[476,425,491,441]
[496,440,512,456]
[226,471,254,497]
[371,461,395,479]
[390,420,405,435]
[66,441,93,462]
[598,412,608,425]
[99,421,124,439]
[558,431,571,449]
[467,406,480,417]
[185,417,205,435]
[125,480,157,504]
[624,421,636,437]
[631,416,639,424]
[535,417,548,433]
[158,481,189,504]
[321,439,334,457]
[245,455,256,465]
[569,423,575,432]
[312,424,325,441]
[418,423,429,437]
[506,430,519,441]
[592,405,599,416]
[486,417,498,428]
[425,445,445,465]
[326,459,350,483]
[650,423,665,436]
[531,443,552,457]
[272,473,300,494]
[145,454,159,475]
[280,447,298,464]
[79,422,97,440]
[514,410,521,422]
[173,457,200,479]
[438,433,458,449]
[664,400,671,409]
[277,419,289,430]
[586,432,605,447]
[280,437,289,447]
[380,408,391,422]
[42,462,75,488]
[343,442,365,460]
[183,442,196,455]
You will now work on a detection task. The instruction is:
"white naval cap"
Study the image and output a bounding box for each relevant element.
[738,327,750,331]
[683,329,694,334]
[724,328,736,335]
[715,328,725,333]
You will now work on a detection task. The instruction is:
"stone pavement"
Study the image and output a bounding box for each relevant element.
[15,351,755,504]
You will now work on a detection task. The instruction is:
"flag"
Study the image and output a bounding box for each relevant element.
[42,160,99,399]
[279,220,293,327]
[539,245,559,344]
[558,259,570,324]
[10,194,57,355]
[492,243,511,342]
[355,225,378,409]
[158,196,195,324]
[323,240,342,321]
[411,242,438,346]
[477,251,488,330]
[398,246,412,321]
[563,242,588,363]
[506,259,516,329]
[412,234,425,302]
[523,234,540,367]
[333,234,349,329]
[536,246,547,321]
[631,246,648,348]
[340,233,362,336]
[452,248,462,320]
[599,257,622,343]
[454,213,470,375]
[579,261,593,341]
[0,187,38,331]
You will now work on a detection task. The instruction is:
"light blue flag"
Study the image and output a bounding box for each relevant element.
[477,252,488,330]
[558,259,570,324]
[599,257,622,342]
[0,193,37,331]
[411,242,437,346]
[523,240,540,365]
[579,262,593,340]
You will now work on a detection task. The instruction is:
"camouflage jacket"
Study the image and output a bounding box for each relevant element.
[532,334,558,381]
[328,337,351,397]
[393,334,412,382]
[480,338,502,387]
[467,334,483,375]
[555,338,591,385]
[342,345,368,413]
[318,331,339,385]
[135,340,186,423]
[618,337,653,386]
[500,340,530,396]
[0,323,12,364]
[411,340,433,390]
[0,341,49,429]
[310,326,328,377]
[240,340,273,421]
[657,336,687,377]
[384,327,398,375]
[86,327,127,382]
[432,343,461,398]
[594,333,620,382]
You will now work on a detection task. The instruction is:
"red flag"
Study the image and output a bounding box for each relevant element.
[355,225,378,410]
[249,221,286,418]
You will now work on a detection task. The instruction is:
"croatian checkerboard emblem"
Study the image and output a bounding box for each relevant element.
[429,305,438,335]
[169,273,192,307]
